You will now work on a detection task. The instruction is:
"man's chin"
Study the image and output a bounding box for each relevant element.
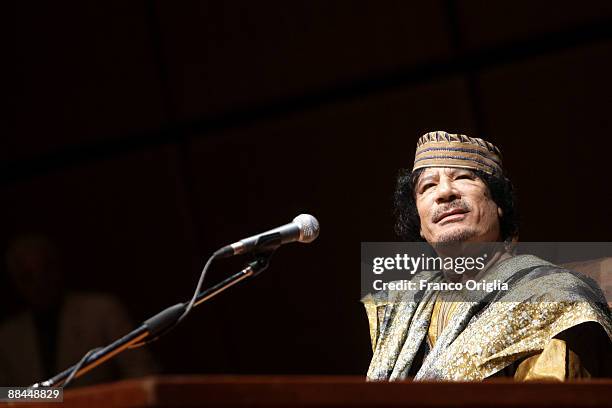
[430,227,478,247]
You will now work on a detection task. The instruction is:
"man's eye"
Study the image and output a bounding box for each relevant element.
[455,174,473,180]
[422,183,435,191]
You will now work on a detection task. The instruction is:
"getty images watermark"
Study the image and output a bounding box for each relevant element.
[361,242,612,302]
[370,251,506,292]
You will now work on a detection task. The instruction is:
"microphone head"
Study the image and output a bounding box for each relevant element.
[293,214,320,243]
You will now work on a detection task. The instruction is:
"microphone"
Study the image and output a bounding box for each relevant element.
[214,214,320,258]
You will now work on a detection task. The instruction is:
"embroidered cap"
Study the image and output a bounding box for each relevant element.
[413,131,503,175]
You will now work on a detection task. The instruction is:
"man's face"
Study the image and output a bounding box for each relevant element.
[7,239,64,311]
[415,167,502,244]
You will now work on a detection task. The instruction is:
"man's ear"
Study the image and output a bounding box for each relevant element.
[497,207,503,217]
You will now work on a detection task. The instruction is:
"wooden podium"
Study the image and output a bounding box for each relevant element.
[26,375,612,408]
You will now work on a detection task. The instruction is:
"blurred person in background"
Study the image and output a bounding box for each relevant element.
[0,233,158,386]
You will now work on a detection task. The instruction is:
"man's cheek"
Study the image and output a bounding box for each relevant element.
[420,216,432,233]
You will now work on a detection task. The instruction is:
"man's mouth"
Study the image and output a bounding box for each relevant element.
[435,208,468,224]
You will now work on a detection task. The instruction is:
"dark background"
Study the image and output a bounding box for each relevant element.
[4,1,612,376]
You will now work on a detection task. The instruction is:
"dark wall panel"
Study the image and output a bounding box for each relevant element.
[156,1,452,120]
[457,0,612,50]
[0,147,196,320]
[477,42,612,241]
[11,2,165,162]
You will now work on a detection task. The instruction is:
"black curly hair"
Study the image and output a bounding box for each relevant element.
[393,167,519,242]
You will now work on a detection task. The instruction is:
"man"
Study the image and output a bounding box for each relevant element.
[364,131,612,381]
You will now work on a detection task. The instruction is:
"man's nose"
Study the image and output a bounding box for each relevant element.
[435,178,460,204]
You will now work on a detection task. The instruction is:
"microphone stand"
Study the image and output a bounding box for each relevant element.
[32,255,271,388]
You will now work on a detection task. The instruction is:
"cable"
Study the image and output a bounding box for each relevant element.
[60,250,231,387]
[128,252,217,349]
[179,253,216,324]
[61,347,104,388]
[61,253,217,385]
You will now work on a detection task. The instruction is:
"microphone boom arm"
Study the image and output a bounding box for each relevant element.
[32,255,271,388]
